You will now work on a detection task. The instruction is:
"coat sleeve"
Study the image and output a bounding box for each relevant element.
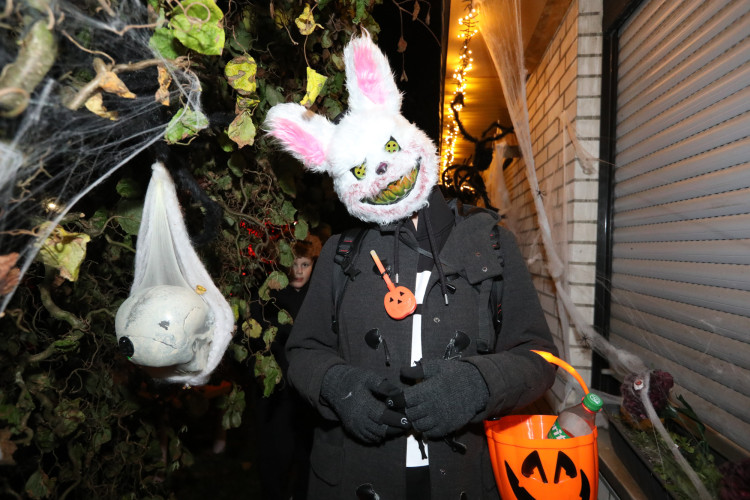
[463,226,558,420]
[285,237,346,420]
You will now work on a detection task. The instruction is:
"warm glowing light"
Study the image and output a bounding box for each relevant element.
[441,5,481,177]
[44,199,63,213]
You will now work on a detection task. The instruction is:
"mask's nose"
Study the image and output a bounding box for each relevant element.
[118,337,135,358]
[376,162,388,175]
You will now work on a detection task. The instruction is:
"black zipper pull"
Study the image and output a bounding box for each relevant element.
[443,330,471,360]
[364,328,391,366]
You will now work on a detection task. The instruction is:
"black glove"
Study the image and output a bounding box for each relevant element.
[321,364,411,443]
[401,359,489,439]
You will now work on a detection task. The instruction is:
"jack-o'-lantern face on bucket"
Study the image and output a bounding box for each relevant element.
[504,450,591,500]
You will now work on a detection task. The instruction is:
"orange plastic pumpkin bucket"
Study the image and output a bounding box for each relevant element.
[484,351,599,500]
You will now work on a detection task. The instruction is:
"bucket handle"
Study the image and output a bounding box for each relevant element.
[531,350,589,395]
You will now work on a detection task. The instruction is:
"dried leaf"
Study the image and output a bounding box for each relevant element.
[300,66,327,107]
[53,399,86,437]
[242,318,262,338]
[37,224,91,282]
[412,1,420,21]
[258,271,288,300]
[295,4,322,36]
[24,469,52,499]
[100,72,135,99]
[227,110,256,148]
[225,55,258,94]
[84,92,118,120]
[0,252,18,279]
[155,65,171,105]
[262,326,277,347]
[266,271,288,291]
[330,52,344,71]
[0,429,17,465]
[0,253,20,296]
[397,36,407,53]
[236,95,259,112]
[273,8,289,29]
[400,69,408,82]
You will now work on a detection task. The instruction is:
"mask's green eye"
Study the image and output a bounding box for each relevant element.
[385,137,400,153]
[350,163,366,180]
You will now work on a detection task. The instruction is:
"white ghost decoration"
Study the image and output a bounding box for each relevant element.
[115,162,234,386]
[264,32,439,225]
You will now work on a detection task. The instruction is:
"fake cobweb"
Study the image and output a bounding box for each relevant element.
[0,1,236,385]
[0,0,201,314]
[476,0,713,496]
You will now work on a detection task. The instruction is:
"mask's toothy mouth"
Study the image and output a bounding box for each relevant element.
[362,160,421,206]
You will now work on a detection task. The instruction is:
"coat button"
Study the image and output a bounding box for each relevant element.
[440,468,447,475]
[433,317,440,323]
[482,266,488,272]
[475,251,481,257]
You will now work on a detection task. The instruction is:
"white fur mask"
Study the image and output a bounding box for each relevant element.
[264,33,439,225]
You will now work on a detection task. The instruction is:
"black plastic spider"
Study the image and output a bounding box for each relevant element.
[441,92,513,211]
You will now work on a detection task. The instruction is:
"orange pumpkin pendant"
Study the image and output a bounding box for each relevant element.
[370,250,417,320]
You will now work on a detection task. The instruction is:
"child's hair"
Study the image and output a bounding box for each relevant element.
[293,235,322,261]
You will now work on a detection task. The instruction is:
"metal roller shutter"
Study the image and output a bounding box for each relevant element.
[610,0,750,451]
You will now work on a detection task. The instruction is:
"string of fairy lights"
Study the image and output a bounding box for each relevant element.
[441,5,480,175]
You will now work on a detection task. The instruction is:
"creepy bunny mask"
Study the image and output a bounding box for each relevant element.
[264,33,439,225]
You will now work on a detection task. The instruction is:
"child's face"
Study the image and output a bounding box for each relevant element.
[290,257,313,290]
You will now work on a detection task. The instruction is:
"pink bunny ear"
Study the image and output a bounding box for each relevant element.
[344,33,402,113]
[264,103,334,173]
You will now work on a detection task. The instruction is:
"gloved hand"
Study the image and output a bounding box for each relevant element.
[321,364,411,443]
[401,359,489,439]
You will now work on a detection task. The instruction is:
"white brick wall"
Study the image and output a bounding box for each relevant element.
[495,0,604,407]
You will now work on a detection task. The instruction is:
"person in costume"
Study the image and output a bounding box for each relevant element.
[252,238,321,500]
[264,32,558,500]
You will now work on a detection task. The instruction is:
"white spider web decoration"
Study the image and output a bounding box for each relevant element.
[0,0,203,315]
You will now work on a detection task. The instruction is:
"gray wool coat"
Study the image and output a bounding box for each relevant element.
[286,200,558,500]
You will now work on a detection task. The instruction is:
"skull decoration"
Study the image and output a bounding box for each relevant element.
[115,285,213,373]
[264,32,439,225]
[114,163,234,386]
